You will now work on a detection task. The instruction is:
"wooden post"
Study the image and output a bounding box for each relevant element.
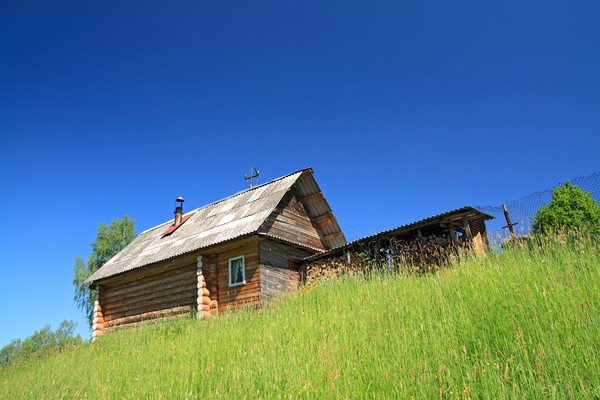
[470,218,488,256]
[462,217,473,241]
[447,224,459,251]
[196,256,211,319]
[91,287,105,340]
[502,204,518,238]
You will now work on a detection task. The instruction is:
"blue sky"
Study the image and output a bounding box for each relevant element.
[1,1,599,346]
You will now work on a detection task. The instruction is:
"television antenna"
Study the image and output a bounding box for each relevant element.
[244,167,260,188]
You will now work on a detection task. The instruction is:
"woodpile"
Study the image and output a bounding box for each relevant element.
[304,232,463,283]
[387,233,458,271]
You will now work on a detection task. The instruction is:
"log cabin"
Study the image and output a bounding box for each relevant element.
[85,168,346,338]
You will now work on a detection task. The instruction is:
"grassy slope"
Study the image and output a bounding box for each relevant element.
[1,239,598,399]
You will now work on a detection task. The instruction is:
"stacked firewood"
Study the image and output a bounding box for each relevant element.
[304,232,462,283]
[388,233,458,271]
[303,251,380,284]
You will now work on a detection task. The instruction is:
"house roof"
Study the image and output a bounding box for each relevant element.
[303,206,494,262]
[86,168,345,284]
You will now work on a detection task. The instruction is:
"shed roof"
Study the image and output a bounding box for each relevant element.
[86,168,345,284]
[303,206,494,262]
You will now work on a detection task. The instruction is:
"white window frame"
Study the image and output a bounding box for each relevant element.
[228,255,246,287]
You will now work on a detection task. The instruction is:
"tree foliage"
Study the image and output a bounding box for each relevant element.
[532,181,600,235]
[73,215,137,328]
[0,320,81,366]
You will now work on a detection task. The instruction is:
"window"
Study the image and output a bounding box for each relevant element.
[228,255,245,287]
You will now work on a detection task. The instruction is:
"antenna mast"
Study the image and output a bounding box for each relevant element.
[244,167,260,188]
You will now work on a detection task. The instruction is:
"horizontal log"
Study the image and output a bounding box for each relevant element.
[104,288,198,315]
[220,290,262,303]
[105,293,196,321]
[217,270,259,282]
[265,227,324,250]
[218,280,260,294]
[104,264,196,294]
[272,211,317,231]
[218,298,260,312]
[99,255,199,287]
[104,284,196,314]
[303,192,324,204]
[216,254,259,267]
[105,305,193,328]
[106,265,196,293]
[268,217,320,239]
[106,291,196,318]
[105,278,196,306]
[104,271,196,303]
[105,311,191,332]
[323,232,344,242]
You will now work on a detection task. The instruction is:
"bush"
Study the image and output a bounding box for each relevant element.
[0,320,82,367]
[532,181,600,235]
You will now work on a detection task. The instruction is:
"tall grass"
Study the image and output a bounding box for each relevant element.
[1,237,598,399]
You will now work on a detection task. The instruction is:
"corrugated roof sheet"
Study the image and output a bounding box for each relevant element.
[303,206,494,262]
[86,168,346,284]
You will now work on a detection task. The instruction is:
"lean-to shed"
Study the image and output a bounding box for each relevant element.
[86,168,346,337]
[303,206,494,273]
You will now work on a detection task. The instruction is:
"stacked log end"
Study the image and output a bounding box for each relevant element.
[196,256,212,319]
[91,300,105,340]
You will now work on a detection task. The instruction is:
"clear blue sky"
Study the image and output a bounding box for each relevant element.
[1,1,598,346]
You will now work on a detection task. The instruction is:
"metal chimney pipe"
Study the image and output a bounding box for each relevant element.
[174,196,184,227]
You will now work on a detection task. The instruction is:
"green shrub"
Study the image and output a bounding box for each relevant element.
[533,181,600,235]
[0,320,82,367]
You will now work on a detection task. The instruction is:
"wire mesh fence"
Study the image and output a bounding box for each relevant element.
[475,171,600,245]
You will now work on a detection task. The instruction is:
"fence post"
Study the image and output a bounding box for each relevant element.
[502,204,518,238]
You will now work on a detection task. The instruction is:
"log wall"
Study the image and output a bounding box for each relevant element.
[95,236,318,333]
[94,238,264,333]
[216,239,262,311]
[100,262,198,332]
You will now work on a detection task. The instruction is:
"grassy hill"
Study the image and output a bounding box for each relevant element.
[1,237,598,399]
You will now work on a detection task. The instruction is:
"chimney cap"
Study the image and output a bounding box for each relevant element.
[176,196,184,204]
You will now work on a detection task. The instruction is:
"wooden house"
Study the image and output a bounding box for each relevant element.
[85,168,346,338]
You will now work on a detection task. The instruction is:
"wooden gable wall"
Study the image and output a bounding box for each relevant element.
[260,189,327,251]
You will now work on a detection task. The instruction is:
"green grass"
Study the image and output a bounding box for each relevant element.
[2,237,598,399]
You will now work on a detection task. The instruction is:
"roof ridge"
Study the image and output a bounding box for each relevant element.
[137,168,312,235]
[194,167,312,212]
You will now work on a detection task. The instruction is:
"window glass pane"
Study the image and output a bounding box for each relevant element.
[230,257,244,285]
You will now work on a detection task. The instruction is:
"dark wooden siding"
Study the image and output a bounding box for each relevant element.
[259,239,313,299]
[261,190,327,250]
